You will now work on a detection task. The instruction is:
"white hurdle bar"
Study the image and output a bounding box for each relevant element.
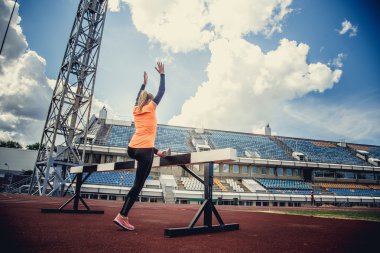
[70,148,237,174]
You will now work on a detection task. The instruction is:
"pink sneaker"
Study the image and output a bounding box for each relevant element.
[113,213,135,231]
[157,148,171,158]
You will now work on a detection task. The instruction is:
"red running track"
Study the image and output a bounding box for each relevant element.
[0,193,379,253]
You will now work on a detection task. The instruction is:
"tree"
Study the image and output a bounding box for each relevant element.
[21,170,33,176]
[27,142,40,150]
[0,140,23,149]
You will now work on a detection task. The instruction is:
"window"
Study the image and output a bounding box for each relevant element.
[336,171,344,178]
[252,166,258,174]
[294,169,299,176]
[84,153,90,163]
[105,155,113,163]
[261,168,267,175]
[223,164,230,173]
[324,170,335,178]
[214,164,220,173]
[344,172,356,179]
[286,168,292,176]
[233,164,239,174]
[92,154,101,164]
[116,156,125,162]
[193,164,200,171]
[277,168,283,176]
[242,165,248,174]
[269,168,275,176]
[313,170,323,178]
[358,173,374,180]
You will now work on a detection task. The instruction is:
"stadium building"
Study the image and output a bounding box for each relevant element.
[66,107,380,208]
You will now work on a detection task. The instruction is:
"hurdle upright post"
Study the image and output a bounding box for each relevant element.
[204,162,213,227]
[164,159,239,237]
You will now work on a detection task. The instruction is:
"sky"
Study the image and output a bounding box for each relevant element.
[0,0,380,147]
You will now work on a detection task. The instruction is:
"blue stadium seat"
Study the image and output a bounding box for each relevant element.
[80,171,152,187]
[207,130,291,160]
[256,178,315,194]
[279,138,369,166]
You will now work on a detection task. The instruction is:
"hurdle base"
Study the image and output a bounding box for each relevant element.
[164,223,239,237]
[41,208,104,214]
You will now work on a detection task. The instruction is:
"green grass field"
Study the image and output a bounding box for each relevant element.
[270,209,380,222]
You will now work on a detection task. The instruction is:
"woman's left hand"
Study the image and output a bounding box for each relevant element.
[143,71,148,85]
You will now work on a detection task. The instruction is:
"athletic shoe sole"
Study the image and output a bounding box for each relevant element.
[113,220,135,231]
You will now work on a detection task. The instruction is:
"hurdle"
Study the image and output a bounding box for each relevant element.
[41,148,239,237]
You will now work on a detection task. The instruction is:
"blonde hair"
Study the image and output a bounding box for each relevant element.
[137,90,154,111]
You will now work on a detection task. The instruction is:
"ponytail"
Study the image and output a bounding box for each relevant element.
[137,91,154,111]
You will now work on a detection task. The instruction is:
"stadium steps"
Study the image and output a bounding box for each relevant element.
[270,136,294,160]
[213,178,227,192]
[96,124,112,144]
[176,181,186,190]
[236,180,250,192]
[185,133,197,152]
[219,180,232,192]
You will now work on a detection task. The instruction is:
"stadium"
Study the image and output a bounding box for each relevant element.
[66,106,380,208]
[1,108,380,252]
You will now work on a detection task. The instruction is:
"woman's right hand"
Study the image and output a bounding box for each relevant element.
[155,62,165,75]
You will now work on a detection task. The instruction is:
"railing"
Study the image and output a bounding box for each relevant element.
[6,175,32,193]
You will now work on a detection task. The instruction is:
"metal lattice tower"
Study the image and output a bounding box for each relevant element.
[29,0,108,196]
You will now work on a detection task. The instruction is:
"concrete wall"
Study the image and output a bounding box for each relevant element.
[0,147,38,172]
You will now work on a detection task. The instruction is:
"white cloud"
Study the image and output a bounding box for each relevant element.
[207,0,292,39]
[108,0,121,12]
[329,53,346,68]
[118,0,293,52]
[0,0,51,144]
[116,0,349,140]
[284,101,380,143]
[0,0,113,145]
[169,38,342,132]
[338,19,358,37]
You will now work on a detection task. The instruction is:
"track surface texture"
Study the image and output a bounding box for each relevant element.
[0,193,379,253]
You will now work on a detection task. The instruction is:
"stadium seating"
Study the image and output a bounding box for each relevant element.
[369,185,380,190]
[213,177,227,191]
[368,146,380,159]
[107,125,134,147]
[256,178,315,194]
[314,182,369,189]
[271,189,319,195]
[207,130,291,159]
[83,171,152,187]
[181,177,204,191]
[242,179,267,193]
[326,188,380,196]
[155,126,191,153]
[257,178,313,190]
[314,182,380,196]
[279,138,369,165]
[81,119,380,200]
[225,178,244,192]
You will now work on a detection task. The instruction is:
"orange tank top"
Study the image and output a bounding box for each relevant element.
[129,101,157,148]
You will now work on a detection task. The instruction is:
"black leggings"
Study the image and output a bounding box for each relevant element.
[120,147,158,216]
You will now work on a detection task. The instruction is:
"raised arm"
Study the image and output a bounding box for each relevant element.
[153,62,165,105]
[134,71,148,106]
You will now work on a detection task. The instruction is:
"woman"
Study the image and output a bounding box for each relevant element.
[113,62,170,231]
